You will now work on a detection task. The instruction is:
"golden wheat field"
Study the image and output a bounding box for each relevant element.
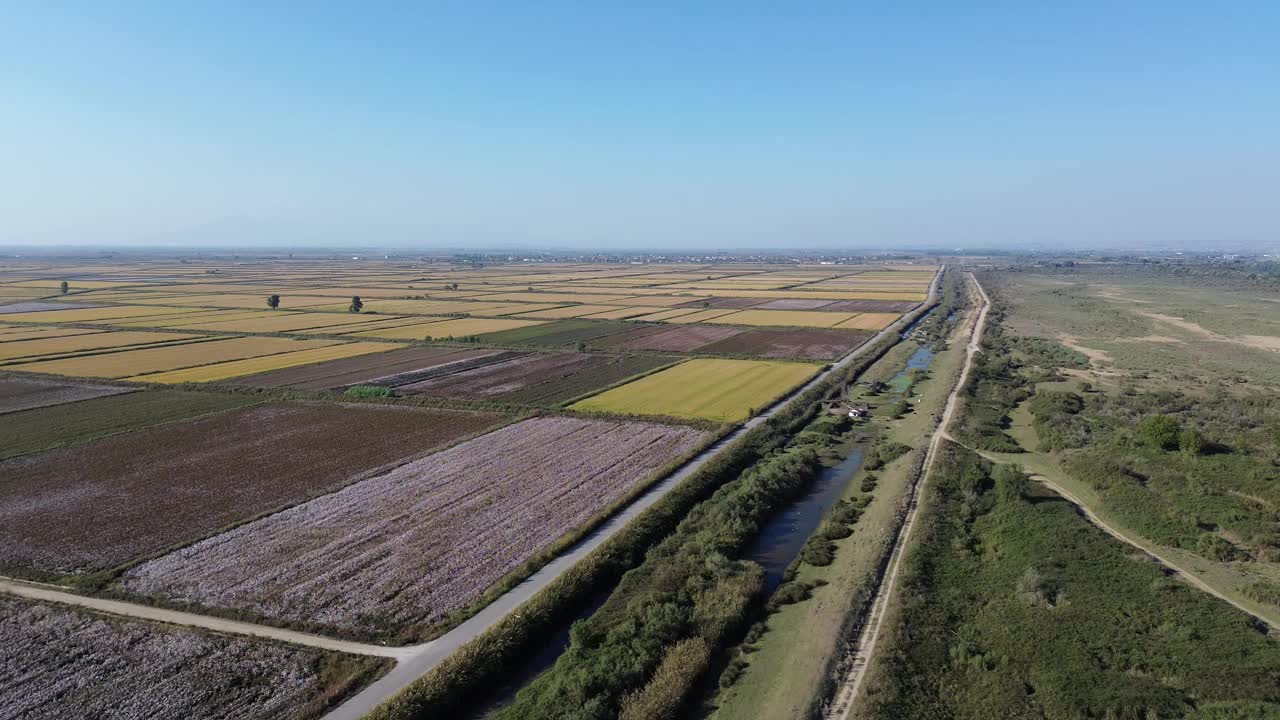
[8,337,340,379]
[127,342,395,383]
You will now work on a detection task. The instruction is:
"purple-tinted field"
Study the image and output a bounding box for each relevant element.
[122,417,708,639]
[753,298,836,310]
[223,345,504,390]
[696,328,871,360]
[0,597,372,720]
[674,296,766,309]
[819,299,918,313]
[599,325,744,352]
[396,351,596,397]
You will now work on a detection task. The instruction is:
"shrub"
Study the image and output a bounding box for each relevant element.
[345,385,392,399]
[1139,415,1181,451]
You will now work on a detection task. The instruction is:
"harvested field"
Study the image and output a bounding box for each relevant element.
[666,308,742,323]
[0,300,93,313]
[481,319,632,347]
[702,309,854,328]
[8,336,338,379]
[0,330,202,362]
[674,296,766,309]
[626,307,704,322]
[569,357,818,421]
[0,403,504,575]
[175,311,399,333]
[0,377,133,415]
[753,298,836,310]
[122,417,707,638]
[126,342,395,383]
[0,596,377,720]
[0,326,105,342]
[348,317,544,340]
[598,324,744,352]
[507,304,619,319]
[222,346,506,389]
[697,328,871,359]
[579,306,667,320]
[398,351,593,397]
[819,298,918,312]
[0,305,205,323]
[833,311,901,330]
[0,390,259,461]
[500,355,675,405]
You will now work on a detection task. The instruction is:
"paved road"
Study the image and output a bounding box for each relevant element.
[827,271,989,720]
[326,266,946,720]
[0,575,417,659]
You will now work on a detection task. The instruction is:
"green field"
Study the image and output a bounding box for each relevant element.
[569,357,819,421]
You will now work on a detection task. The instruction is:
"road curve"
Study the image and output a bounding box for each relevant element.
[327,266,947,720]
[0,575,417,659]
[826,271,989,720]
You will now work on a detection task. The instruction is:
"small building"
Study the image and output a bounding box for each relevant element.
[848,406,869,419]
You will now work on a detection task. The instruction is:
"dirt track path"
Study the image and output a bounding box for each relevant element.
[825,272,989,720]
[0,575,419,659]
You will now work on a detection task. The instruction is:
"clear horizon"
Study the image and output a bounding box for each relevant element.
[3,3,1278,251]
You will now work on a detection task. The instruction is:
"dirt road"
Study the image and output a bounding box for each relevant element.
[825,272,989,720]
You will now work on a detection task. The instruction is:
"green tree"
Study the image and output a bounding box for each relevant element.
[994,464,1029,503]
[60,280,69,295]
[266,294,280,310]
[1138,415,1181,450]
[349,295,363,313]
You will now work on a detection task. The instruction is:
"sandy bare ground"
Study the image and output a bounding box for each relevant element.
[1056,334,1112,364]
[825,272,989,720]
[1137,310,1280,353]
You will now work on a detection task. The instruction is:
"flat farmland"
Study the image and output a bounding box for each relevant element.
[833,311,901,330]
[569,357,819,421]
[0,305,207,323]
[702,309,855,328]
[7,336,339,379]
[596,324,744,352]
[819,298,918,312]
[0,403,504,575]
[0,330,202,362]
[223,346,506,389]
[697,328,871,359]
[400,351,674,405]
[348,317,545,340]
[0,377,133,415]
[624,307,703,321]
[174,311,400,333]
[666,308,741,323]
[122,417,708,639]
[0,390,259,461]
[126,342,395,383]
[0,597,381,720]
[754,298,837,310]
[481,319,633,347]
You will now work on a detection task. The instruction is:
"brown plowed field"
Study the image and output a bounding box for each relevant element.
[696,328,871,360]
[397,351,599,398]
[673,296,767,309]
[598,325,744,352]
[0,378,133,415]
[819,299,918,312]
[0,403,505,576]
[222,346,505,389]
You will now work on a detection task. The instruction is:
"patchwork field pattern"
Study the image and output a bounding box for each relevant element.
[122,417,708,638]
[0,330,202,362]
[569,357,819,421]
[597,324,744,352]
[349,317,545,340]
[0,377,133,415]
[7,337,340,379]
[0,403,504,575]
[224,346,506,389]
[398,351,674,405]
[0,597,364,720]
[127,342,395,383]
[696,328,871,360]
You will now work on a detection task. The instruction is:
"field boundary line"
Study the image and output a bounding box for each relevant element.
[825,270,989,720]
[0,575,421,659]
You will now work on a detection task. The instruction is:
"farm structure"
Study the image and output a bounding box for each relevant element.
[122,417,709,640]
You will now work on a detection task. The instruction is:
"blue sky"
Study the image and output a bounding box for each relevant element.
[2,2,1277,251]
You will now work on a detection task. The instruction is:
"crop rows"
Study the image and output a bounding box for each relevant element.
[123,417,708,639]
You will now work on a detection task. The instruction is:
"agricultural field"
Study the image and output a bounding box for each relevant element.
[569,357,819,421]
[0,377,133,415]
[0,330,201,362]
[0,597,383,720]
[122,417,708,640]
[397,351,674,405]
[697,328,872,359]
[223,346,506,389]
[595,324,744,352]
[6,336,343,379]
[127,341,394,383]
[348,316,545,340]
[0,403,503,576]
